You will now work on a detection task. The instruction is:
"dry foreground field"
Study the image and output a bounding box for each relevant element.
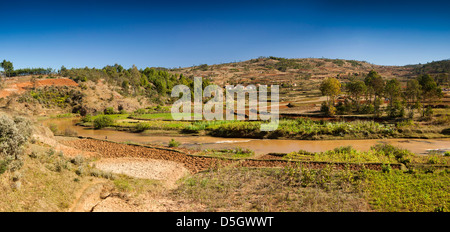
[0,57,449,212]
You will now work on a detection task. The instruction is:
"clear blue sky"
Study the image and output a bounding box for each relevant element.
[1,0,450,70]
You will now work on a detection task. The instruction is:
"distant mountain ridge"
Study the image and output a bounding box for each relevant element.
[169,57,450,86]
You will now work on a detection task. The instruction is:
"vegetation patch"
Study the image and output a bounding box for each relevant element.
[197,147,255,159]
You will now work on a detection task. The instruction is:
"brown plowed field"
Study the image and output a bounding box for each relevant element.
[61,139,235,173]
[61,138,403,173]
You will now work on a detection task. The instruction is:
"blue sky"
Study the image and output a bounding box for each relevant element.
[1,0,450,70]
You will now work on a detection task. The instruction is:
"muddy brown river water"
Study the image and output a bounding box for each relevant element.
[43,118,450,155]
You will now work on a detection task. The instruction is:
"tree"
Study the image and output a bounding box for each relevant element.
[384,79,401,107]
[417,74,442,116]
[0,60,14,77]
[404,79,421,116]
[364,70,385,103]
[320,77,341,107]
[114,63,124,73]
[346,80,367,111]
[364,70,385,116]
[384,79,403,118]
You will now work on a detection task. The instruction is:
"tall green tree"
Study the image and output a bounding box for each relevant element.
[320,77,342,107]
[417,74,442,116]
[364,70,385,116]
[1,60,14,77]
[364,70,385,103]
[384,79,401,107]
[404,79,422,116]
[384,79,403,118]
[346,80,367,111]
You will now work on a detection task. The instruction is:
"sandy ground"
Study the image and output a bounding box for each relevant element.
[94,157,189,188]
[72,157,198,212]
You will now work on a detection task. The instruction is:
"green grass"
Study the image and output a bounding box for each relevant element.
[284,147,398,164]
[198,147,255,159]
[90,113,129,121]
[283,144,427,165]
[172,166,369,212]
[205,118,396,139]
[173,163,450,212]
[132,113,202,120]
[364,169,450,212]
[116,120,191,131]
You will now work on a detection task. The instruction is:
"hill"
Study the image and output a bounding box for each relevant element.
[1,57,448,117]
[168,57,418,87]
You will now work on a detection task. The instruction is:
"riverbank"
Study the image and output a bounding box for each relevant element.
[41,116,450,156]
[74,114,450,141]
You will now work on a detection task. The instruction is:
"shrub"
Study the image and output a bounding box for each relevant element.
[104,107,115,115]
[134,122,151,132]
[371,144,414,164]
[321,102,336,116]
[381,164,392,173]
[423,106,433,121]
[387,101,405,118]
[0,114,32,173]
[133,108,146,115]
[93,115,115,129]
[336,100,353,115]
[81,114,93,123]
[333,146,355,154]
[63,128,78,136]
[168,139,180,147]
[359,104,375,114]
[70,155,85,166]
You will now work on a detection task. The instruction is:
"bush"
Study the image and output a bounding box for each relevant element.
[81,114,93,123]
[104,107,115,115]
[93,115,115,129]
[386,101,405,118]
[371,144,414,164]
[168,139,180,147]
[134,122,151,132]
[0,114,32,173]
[336,100,353,115]
[321,102,336,116]
[333,146,355,154]
[133,108,146,115]
[359,104,375,114]
[423,106,433,121]
[63,128,78,136]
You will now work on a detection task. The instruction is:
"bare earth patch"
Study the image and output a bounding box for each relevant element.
[94,157,189,188]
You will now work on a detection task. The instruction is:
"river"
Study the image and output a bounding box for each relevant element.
[42,117,450,155]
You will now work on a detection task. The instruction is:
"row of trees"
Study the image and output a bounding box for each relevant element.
[1,59,54,77]
[320,70,443,118]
